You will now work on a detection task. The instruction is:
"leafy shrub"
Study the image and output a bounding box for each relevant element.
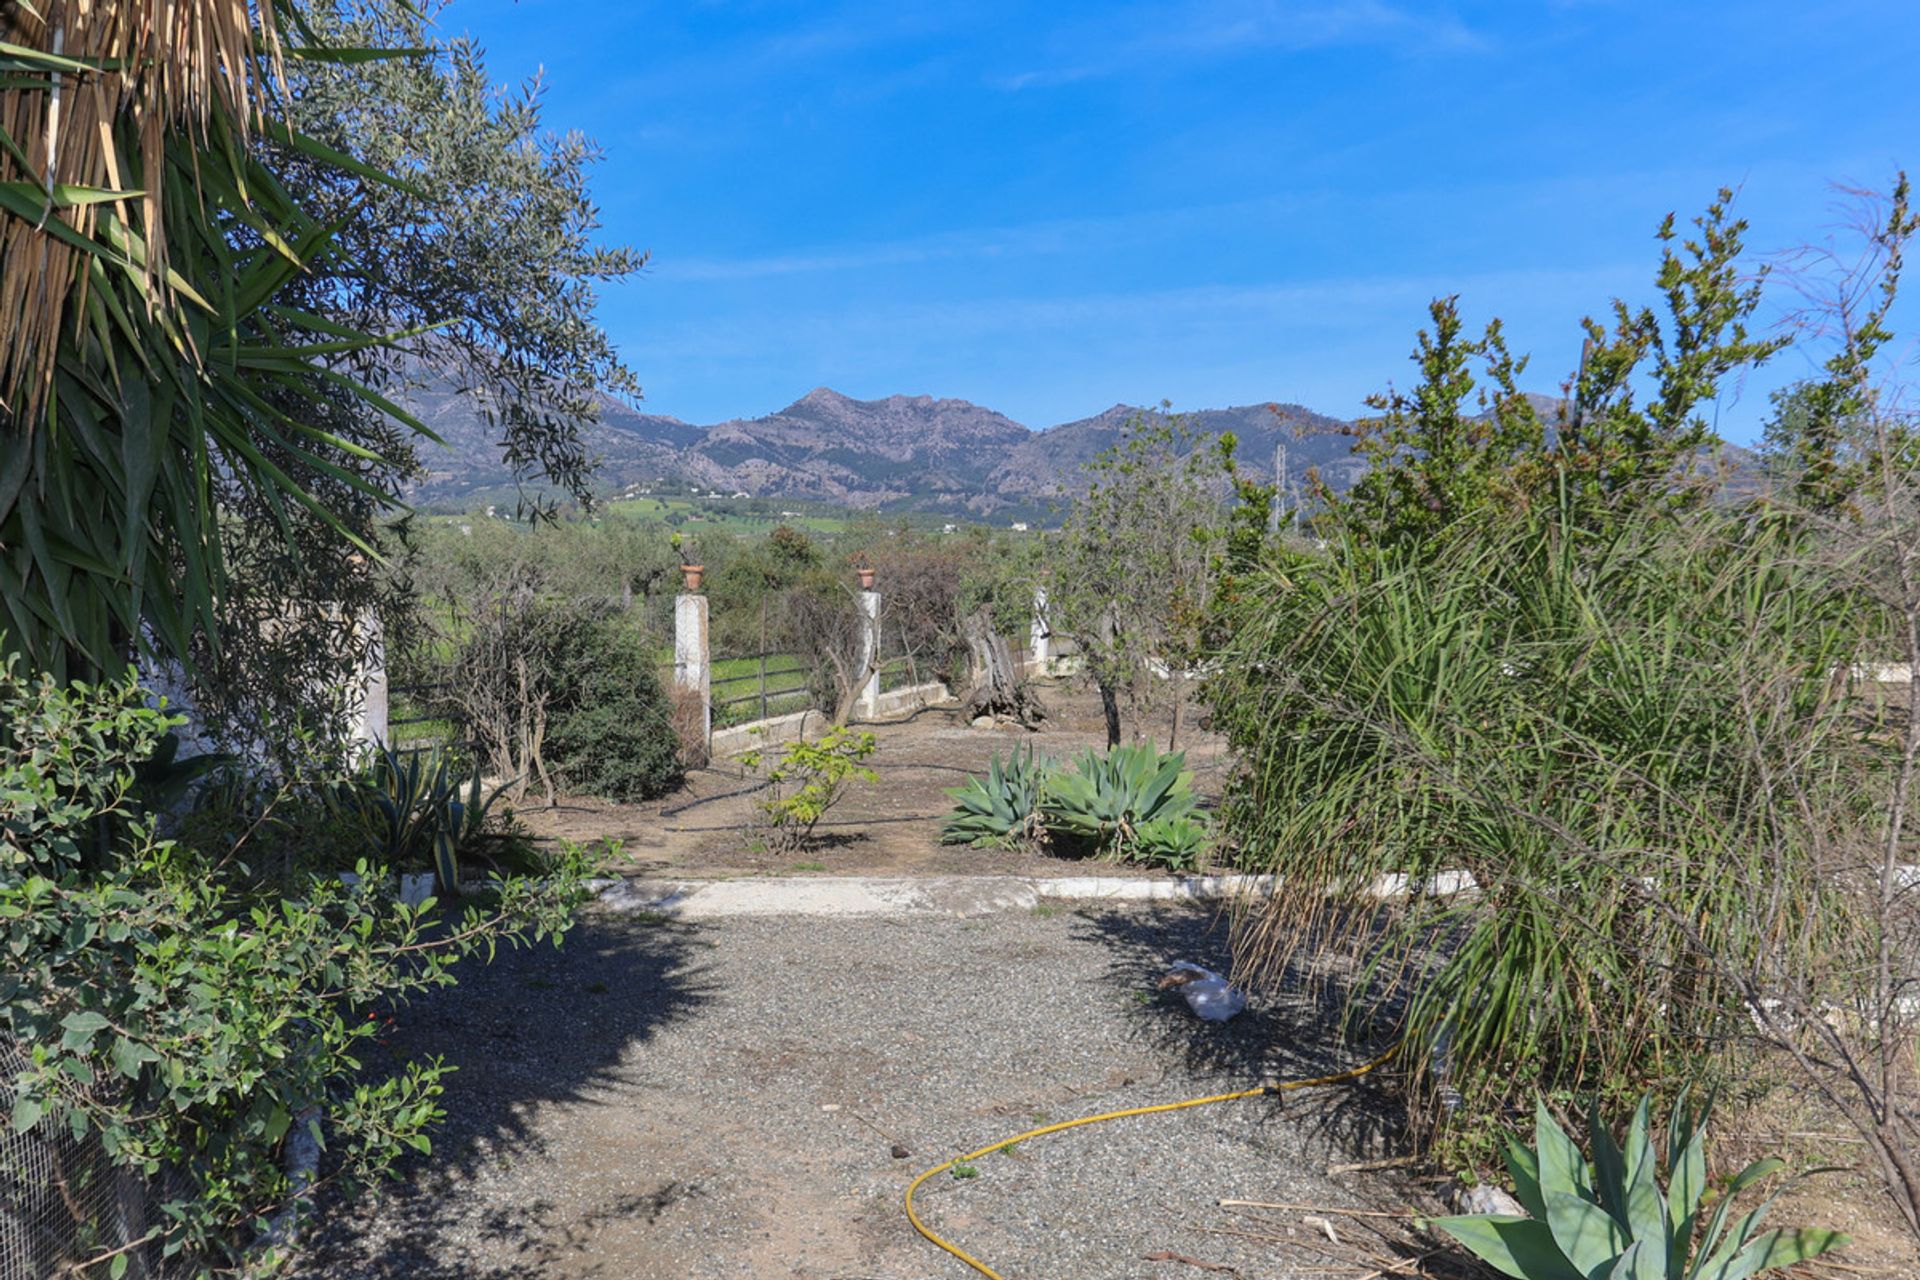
[1042,742,1207,866]
[0,658,598,1269]
[743,727,878,852]
[1429,1095,1848,1279]
[544,613,682,800]
[941,745,1052,849]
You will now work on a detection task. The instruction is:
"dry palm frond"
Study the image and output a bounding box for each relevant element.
[0,0,285,417]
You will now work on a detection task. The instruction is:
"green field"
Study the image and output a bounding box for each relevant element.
[601,495,851,535]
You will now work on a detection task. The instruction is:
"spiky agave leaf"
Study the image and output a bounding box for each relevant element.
[1430,1096,1847,1280]
[941,745,1051,848]
[1041,741,1204,861]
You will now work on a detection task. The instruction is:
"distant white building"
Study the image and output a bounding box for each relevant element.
[1010,521,1029,532]
[942,523,957,533]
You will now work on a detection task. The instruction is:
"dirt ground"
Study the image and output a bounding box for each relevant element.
[322,682,1920,1278]
[298,905,1442,1280]
[519,682,1234,880]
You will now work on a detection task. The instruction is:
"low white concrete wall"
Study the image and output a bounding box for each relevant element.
[589,869,1489,921]
[870,679,952,717]
[706,680,955,758]
[708,706,827,759]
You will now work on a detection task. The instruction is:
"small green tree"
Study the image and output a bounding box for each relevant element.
[1763,174,1919,513]
[742,727,878,853]
[1053,409,1230,748]
[1341,298,1545,547]
[1558,190,1786,510]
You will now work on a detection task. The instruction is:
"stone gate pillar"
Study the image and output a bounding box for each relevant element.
[674,590,711,752]
[856,578,882,719]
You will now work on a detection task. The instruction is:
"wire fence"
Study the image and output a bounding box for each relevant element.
[386,681,473,757]
[1,1040,172,1280]
[709,652,815,728]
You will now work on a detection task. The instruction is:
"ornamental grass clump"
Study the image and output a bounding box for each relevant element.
[1206,492,1873,1156]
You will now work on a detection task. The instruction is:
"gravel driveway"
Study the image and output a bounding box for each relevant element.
[297,902,1424,1279]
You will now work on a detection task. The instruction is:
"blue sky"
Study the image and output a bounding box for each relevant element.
[446,0,1920,441]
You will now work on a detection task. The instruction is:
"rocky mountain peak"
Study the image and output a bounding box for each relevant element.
[400,381,1388,516]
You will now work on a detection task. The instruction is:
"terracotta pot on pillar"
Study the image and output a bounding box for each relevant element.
[856,566,877,590]
[681,564,705,592]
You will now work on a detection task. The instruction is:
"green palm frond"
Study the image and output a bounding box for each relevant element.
[0,8,425,681]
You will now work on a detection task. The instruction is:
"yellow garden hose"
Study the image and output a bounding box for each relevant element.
[904,1047,1398,1279]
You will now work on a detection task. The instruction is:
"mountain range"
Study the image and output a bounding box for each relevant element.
[403,377,1371,518]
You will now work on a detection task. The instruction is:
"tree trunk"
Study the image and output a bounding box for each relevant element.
[1099,682,1121,748]
[960,605,1045,726]
[832,649,879,726]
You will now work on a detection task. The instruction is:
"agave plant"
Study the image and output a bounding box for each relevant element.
[1428,1094,1847,1280]
[1133,812,1209,870]
[328,746,508,894]
[942,745,1053,849]
[1042,742,1205,863]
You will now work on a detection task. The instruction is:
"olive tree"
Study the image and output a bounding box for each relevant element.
[1052,409,1230,748]
[180,0,646,756]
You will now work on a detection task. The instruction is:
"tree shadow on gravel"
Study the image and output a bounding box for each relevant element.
[295,911,718,1279]
[1068,904,1405,1162]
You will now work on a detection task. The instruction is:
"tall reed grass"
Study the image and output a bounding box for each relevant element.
[1208,491,1880,1156]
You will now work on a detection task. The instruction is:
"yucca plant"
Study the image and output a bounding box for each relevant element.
[1042,741,1205,863]
[0,4,431,682]
[328,746,507,894]
[942,745,1054,849]
[1208,494,1870,1151]
[1428,1094,1847,1280]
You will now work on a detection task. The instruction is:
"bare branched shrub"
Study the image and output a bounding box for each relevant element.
[781,580,877,725]
[1688,176,1920,1234]
[1709,473,1920,1234]
[878,543,968,687]
[439,565,562,803]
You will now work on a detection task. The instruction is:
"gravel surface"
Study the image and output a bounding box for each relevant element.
[296,902,1425,1279]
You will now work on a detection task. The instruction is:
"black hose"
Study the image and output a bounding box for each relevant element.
[658,777,774,818]
[664,812,946,833]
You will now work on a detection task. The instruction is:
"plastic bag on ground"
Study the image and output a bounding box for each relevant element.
[1157,961,1248,1022]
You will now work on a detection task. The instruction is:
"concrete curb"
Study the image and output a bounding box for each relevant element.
[583,867,1496,922]
[587,873,1281,920]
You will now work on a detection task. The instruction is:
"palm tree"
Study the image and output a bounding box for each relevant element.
[0,1,421,679]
